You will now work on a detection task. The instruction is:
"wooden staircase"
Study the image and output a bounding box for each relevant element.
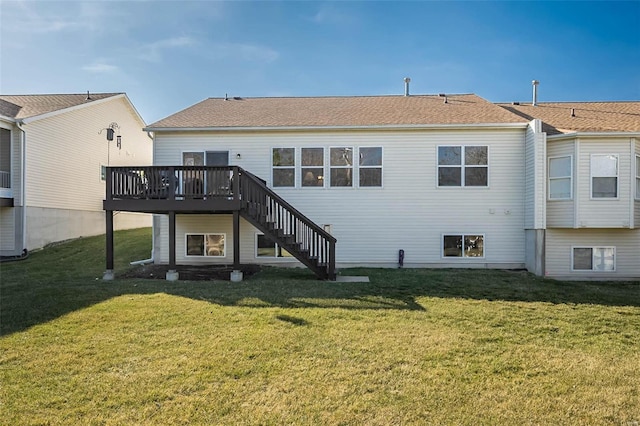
[238,168,336,280]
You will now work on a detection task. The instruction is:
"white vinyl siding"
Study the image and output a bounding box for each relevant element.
[0,207,15,250]
[24,96,151,211]
[576,140,632,228]
[635,154,640,200]
[153,128,526,267]
[524,120,546,230]
[546,229,639,279]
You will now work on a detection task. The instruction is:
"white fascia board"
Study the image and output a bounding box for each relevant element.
[21,94,126,124]
[145,122,529,133]
[548,132,640,141]
[0,115,16,123]
[121,93,147,127]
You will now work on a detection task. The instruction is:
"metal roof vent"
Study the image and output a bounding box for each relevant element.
[532,80,539,106]
[85,90,92,101]
[404,77,411,96]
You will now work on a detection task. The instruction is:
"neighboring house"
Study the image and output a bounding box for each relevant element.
[0,93,152,257]
[103,93,639,280]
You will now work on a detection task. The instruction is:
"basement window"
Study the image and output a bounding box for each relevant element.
[572,247,615,271]
[442,234,484,258]
[256,234,293,258]
[185,233,226,257]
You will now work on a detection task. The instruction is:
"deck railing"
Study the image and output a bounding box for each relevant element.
[107,166,235,200]
[106,166,336,279]
[238,168,336,280]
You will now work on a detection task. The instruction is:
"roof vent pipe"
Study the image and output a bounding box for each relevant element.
[571,108,576,117]
[403,77,411,96]
[532,80,539,106]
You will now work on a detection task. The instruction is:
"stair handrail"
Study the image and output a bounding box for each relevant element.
[239,168,336,244]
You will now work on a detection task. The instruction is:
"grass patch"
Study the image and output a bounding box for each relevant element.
[1,228,639,424]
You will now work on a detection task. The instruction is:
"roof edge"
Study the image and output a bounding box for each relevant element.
[548,131,640,140]
[145,122,529,133]
[21,93,125,124]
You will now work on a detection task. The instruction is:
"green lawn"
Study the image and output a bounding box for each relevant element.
[1,228,639,425]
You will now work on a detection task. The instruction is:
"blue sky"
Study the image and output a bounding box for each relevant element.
[1,1,639,124]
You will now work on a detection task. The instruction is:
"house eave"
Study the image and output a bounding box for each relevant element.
[548,131,640,141]
[144,122,529,133]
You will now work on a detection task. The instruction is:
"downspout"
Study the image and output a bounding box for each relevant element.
[15,120,27,254]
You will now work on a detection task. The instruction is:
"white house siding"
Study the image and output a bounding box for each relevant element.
[0,207,15,251]
[524,120,546,229]
[635,139,640,227]
[154,127,526,268]
[545,228,640,280]
[576,138,633,228]
[20,97,151,250]
[546,139,575,227]
[24,97,150,210]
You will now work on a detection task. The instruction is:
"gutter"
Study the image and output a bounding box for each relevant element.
[144,122,530,133]
[548,131,640,141]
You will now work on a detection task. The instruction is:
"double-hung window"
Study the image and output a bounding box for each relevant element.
[186,233,226,257]
[438,146,488,187]
[330,147,353,187]
[591,154,618,198]
[636,155,640,200]
[548,156,572,200]
[301,148,324,187]
[572,247,615,271]
[359,147,383,187]
[442,234,484,258]
[272,148,295,187]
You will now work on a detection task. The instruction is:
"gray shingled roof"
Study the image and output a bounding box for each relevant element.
[0,93,122,120]
[147,94,527,129]
[499,101,640,135]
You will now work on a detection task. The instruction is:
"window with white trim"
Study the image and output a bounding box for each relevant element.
[572,247,615,271]
[255,234,293,258]
[272,148,295,187]
[438,146,488,187]
[359,147,382,187]
[591,154,618,198]
[636,155,640,200]
[185,233,226,257]
[301,148,324,187]
[442,234,484,258]
[330,147,353,187]
[548,156,572,200]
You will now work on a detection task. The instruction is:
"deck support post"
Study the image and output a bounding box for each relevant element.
[103,210,114,280]
[167,211,178,281]
[233,210,240,271]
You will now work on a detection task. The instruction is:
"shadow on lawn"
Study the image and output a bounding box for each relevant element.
[1,265,639,336]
